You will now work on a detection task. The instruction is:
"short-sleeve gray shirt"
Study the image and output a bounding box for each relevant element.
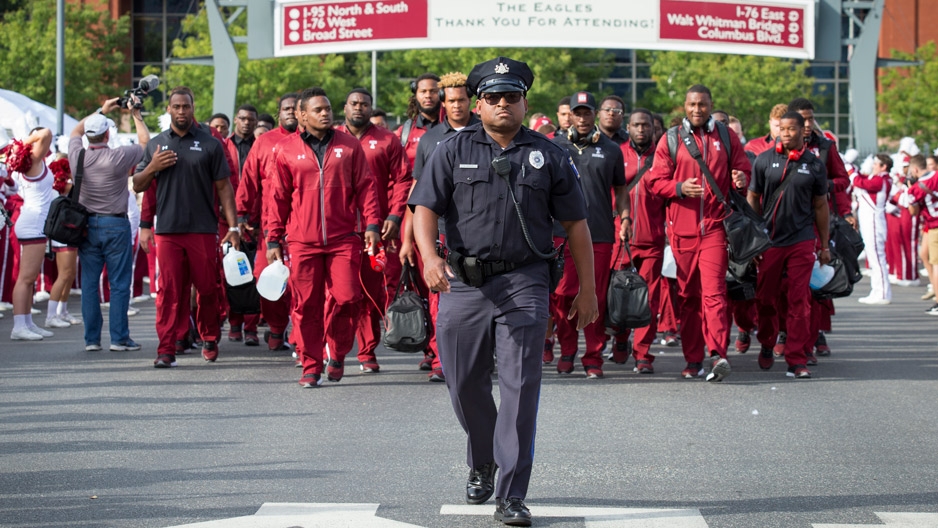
[68,136,143,215]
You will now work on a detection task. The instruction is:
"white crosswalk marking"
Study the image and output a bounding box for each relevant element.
[163,503,424,528]
[441,504,708,527]
[813,511,938,527]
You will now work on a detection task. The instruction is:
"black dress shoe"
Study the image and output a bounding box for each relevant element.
[465,461,497,504]
[494,497,531,527]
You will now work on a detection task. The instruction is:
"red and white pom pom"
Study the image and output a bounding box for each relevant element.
[0,139,33,174]
[49,158,71,193]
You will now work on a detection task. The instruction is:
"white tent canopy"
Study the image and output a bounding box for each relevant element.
[0,88,78,145]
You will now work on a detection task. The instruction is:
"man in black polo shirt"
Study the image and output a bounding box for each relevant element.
[747,111,830,379]
[552,90,628,379]
[597,95,628,145]
[133,86,240,368]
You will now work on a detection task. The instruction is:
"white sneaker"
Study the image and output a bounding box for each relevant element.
[30,308,40,315]
[11,327,43,340]
[858,296,891,305]
[61,313,82,325]
[85,344,102,351]
[132,294,151,303]
[0,301,13,310]
[33,291,50,303]
[0,312,3,319]
[127,306,139,317]
[45,316,71,328]
[28,325,54,337]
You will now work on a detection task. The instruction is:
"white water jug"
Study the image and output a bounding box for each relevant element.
[222,249,253,286]
[809,260,835,290]
[257,259,290,300]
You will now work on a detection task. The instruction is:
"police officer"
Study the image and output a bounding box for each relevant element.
[409,57,598,527]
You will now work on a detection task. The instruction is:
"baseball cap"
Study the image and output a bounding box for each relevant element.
[570,91,596,112]
[85,114,114,137]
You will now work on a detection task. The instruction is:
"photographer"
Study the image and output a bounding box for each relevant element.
[70,95,150,352]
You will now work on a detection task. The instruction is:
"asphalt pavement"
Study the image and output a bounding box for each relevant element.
[1,276,938,528]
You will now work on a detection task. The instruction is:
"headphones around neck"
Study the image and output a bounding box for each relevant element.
[682,116,715,134]
[568,126,601,145]
[775,138,803,160]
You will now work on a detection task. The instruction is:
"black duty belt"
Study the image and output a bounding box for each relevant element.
[480,259,519,277]
[88,213,128,218]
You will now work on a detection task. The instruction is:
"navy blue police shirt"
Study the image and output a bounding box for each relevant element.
[552,132,626,244]
[408,122,587,264]
[749,148,827,247]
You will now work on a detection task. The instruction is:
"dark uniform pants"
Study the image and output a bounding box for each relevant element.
[755,239,815,367]
[672,229,729,362]
[436,262,549,501]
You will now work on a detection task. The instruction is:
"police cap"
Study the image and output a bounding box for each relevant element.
[466,57,534,96]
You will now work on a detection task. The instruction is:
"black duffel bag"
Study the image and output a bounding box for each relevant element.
[722,188,772,263]
[726,257,757,301]
[812,253,854,300]
[605,244,652,330]
[43,149,88,246]
[383,262,431,353]
[830,214,864,284]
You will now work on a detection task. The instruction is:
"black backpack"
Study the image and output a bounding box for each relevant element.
[383,263,431,353]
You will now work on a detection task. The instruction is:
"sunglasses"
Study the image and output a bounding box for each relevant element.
[481,92,524,105]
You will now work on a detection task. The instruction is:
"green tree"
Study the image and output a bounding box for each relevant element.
[0,0,130,115]
[639,51,814,138]
[878,42,938,147]
[154,8,613,125]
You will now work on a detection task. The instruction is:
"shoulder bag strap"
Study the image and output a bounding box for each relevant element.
[70,149,86,200]
[763,160,798,216]
[625,152,654,193]
[677,126,726,204]
[399,119,413,147]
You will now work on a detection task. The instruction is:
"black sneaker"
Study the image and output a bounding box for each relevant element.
[735,330,751,353]
[814,331,831,356]
[494,497,532,527]
[298,373,322,388]
[926,303,938,316]
[153,354,177,368]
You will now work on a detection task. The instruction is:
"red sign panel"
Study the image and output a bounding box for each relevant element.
[659,0,806,50]
[281,1,428,49]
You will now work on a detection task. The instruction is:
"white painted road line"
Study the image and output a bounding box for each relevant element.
[813,511,938,527]
[164,502,423,528]
[441,504,709,527]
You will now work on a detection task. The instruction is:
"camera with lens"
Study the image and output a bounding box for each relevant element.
[118,75,160,109]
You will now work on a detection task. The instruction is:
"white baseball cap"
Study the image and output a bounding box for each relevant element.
[85,114,114,136]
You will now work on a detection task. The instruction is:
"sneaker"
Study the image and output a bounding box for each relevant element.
[127,306,139,317]
[267,332,291,352]
[28,325,53,338]
[773,331,786,358]
[681,362,704,379]
[706,356,731,382]
[758,345,775,370]
[418,352,434,371]
[556,354,575,374]
[85,343,102,351]
[814,331,831,356]
[735,330,751,353]
[858,296,891,305]
[110,340,142,352]
[244,331,259,346]
[299,373,322,388]
[175,339,191,355]
[360,361,380,374]
[661,332,679,346]
[926,303,938,316]
[228,325,243,342]
[201,341,219,362]
[326,359,344,382]
[786,364,812,378]
[611,339,631,364]
[45,315,70,328]
[429,368,445,382]
[153,354,177,368]
[585,366,604,379]
[805,350,818,366]
[11,327,43,341]
[60,313,82,325]
[295,358,303,368]
[33,291,50,303]
[635,359,654,374]
[542,338,554,364]
[923,288,935,301]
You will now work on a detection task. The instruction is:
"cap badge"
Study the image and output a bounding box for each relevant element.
[578,93,588,103]
[529,150,545,169]
[494,62,510,75]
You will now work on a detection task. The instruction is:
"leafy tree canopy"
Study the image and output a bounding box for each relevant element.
[0,0,130,115]
[878,42,938,148]
[639,50,815,139]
